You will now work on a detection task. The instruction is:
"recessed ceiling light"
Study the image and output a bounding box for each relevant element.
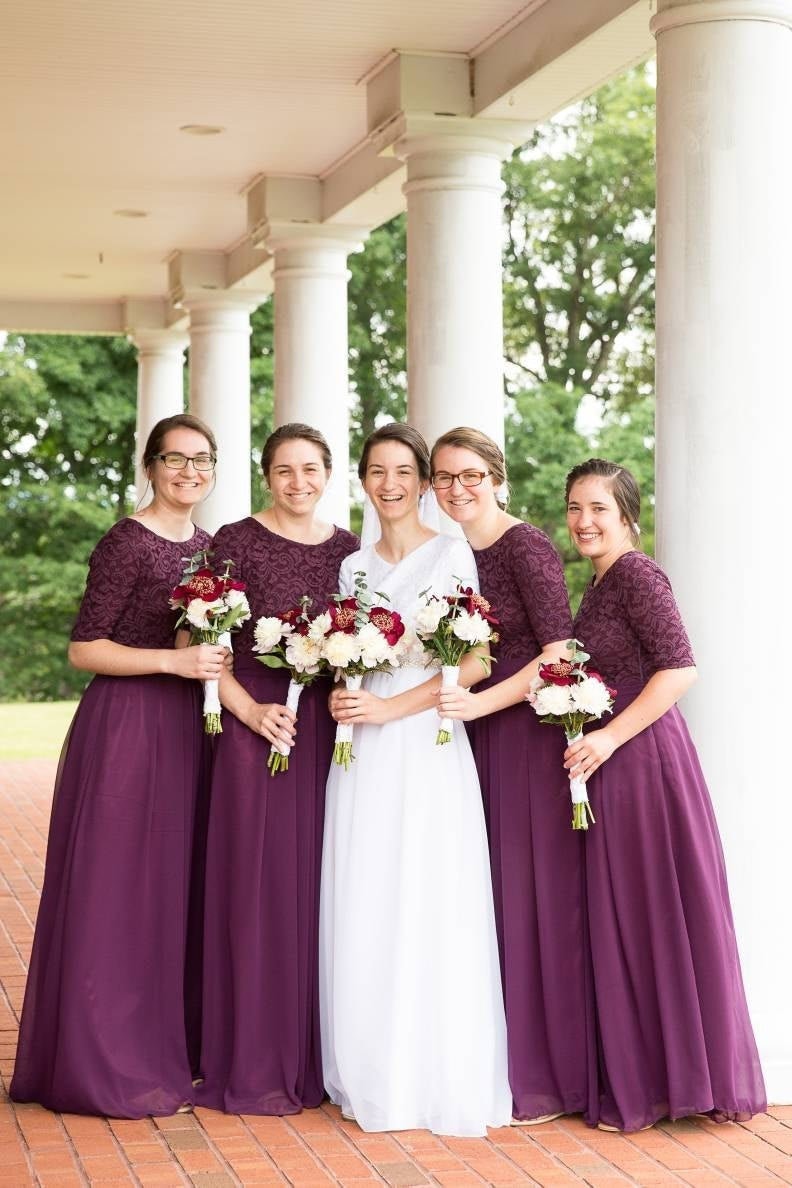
[179,124,225,136]
[114,208,149,218]
[62,272,91,279]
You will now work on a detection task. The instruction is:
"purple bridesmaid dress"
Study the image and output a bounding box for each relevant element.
[473,523,593,1121]
[575,550,766,1130]
[10,518,211,1117]
[196,518,358,1115]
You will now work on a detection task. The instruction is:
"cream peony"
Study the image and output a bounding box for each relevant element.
[414,598,450,637]
[308,611,332,642]
[253,616,289,653]
[356,621,394,668]
[285,633,323,675]
[570,676,613,717]
[451,609,492,645]
[533,683,574,717]
[322,630,362,669]
[225,588,251,619]
[185,597,225,629]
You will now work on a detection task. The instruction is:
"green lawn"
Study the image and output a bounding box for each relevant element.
[0,702,78,760]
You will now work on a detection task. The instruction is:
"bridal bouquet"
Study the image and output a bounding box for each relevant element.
[320,571,407,770]
[170,551,251,733]
[414,580,498,745]
[527,639,616,830]
[252,598,328,776]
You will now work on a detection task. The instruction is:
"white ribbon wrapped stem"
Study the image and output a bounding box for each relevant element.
[271,679,304,758]
[566,730,587,803]
[438,665,461,740]
[335,673,362,746]
[202,630,233,717]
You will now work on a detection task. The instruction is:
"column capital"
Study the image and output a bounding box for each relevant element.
[259,222,369,280]
[651,0,792,37]
[128,327,189,358]
[379,113,533,164]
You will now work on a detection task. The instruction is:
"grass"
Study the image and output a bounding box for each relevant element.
[0,702,78,760]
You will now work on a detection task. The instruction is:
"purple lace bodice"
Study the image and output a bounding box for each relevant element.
[474,523,573,663]
[211,517,359,659]
[573,551,695,689]
[70,518,212,649]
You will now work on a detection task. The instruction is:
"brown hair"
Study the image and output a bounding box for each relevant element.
[142,413,217,472]
[358,422,431,483]
[565,458,641,545]
[260,422,332,479]
[430,426,508,509]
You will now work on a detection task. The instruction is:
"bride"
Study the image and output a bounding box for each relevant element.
[319,422,511,1137]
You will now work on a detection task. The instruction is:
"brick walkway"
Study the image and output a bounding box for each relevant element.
[1,760,790,1188]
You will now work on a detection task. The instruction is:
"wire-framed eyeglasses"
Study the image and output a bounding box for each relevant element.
[430,469,492,490]
[155,452,216,472]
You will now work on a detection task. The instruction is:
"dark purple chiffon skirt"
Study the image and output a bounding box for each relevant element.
[10,673,206,1118]
[583,686,766,1131]
[472,658,594,1121]
[196,662,334,1115]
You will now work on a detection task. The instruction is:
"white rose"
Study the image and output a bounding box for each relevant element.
[285,634,323,675]
[308,611,332,642]
[356,621,393,668]
[253,616,288,653]
[322,631,361,669]
[570,676,613,717]
[534,683,574,717]
[186,597,225,629]
[451,609,491,645]
[414,598,450,637]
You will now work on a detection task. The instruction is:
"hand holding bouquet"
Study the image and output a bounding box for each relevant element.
[170,552,251,733]
[320,572,407,770]
[252,598,328,775]
[527,639,616,829]
[414,580,498,744]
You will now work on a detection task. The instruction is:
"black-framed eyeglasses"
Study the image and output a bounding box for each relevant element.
[431,469,492,490]
[155,452,216,472]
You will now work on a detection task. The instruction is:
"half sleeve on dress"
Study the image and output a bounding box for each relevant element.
[70,523,142,642]
[618,556,696,671]
[444,538,479,593]
[512,528,573,646]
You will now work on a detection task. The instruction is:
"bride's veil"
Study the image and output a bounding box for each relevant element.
[359,488,443,547]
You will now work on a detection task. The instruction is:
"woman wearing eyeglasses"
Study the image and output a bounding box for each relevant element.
[195,423,358,1117]
[430,427,591,1127]
[11,414,227,1118]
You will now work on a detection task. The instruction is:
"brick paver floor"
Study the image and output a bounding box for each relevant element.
[2,759,790,1188]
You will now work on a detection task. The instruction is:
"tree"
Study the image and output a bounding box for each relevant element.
[0,333,138,699]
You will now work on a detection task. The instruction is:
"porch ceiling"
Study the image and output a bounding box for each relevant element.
[0,0,651,328]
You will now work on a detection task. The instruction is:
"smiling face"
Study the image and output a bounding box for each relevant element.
[566,475,634,573]
[431,444,497,528]
[362,440,428,526]
[266,437,329,517]
[149,426,215,509]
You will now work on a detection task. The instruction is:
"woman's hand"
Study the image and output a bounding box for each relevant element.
[168,643,227,681]
[564,728,618,782]
[244,702,297,747]
[330,687,395,727]
[437,684,482,722]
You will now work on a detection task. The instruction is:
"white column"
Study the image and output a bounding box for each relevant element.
[265,225,366,529]
[652,0,792,1102]
[184,295,260,534]
[394,122,524,450]
[130,329,188,504]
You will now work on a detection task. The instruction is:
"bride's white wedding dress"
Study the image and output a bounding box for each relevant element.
[319,535,511,1136]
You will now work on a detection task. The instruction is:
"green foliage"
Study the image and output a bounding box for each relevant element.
[0,334,137,699]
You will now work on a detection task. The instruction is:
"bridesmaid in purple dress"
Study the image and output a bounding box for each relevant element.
[431,428,591,1125]
[564,458,766,1131]
[197,423,357,1115]
[11,415,227,1118]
